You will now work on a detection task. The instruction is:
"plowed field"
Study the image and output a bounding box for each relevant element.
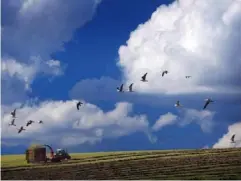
[2,148,241,180]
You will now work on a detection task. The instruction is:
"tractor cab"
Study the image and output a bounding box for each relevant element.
[56,149,65,155]
[54,148,71,160]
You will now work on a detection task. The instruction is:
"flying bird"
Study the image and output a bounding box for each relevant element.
[141,73,148,82]
[17,126,25,134]
[128,83,134,92]
[185,76,191,78]
[203,98,214,109]
[162,70,168,77]
[231,134,235,143]
[11,109,16,118]
[76,101,83,110]
[38,120,43,124]
[26,120,34,127]
[9,119,16,126]
[174,100,182,107]
[117,84,124,92]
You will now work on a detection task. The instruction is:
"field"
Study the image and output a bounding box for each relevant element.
[1,148,241,180]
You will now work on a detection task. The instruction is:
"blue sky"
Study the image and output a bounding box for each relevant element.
[1,0,241,154]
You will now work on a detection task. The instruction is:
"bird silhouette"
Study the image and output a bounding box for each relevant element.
[17,126,25,134]
[11,109,16,118]
[38,120,43,124]
[141,73,148,82]
[26,120,34,127]
[175,100,182,107]
[162,70,168,77]
[185,76,191,78]
[9,119,16,126]
[231,134,235,143]
[203,98,214,109]
[117,84,124,92]
[76,101,83,110]
[128,83,134,92]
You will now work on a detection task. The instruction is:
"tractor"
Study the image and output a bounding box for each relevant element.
[45,145,71,162]
[53,148,71,161]
[25,144,71,163]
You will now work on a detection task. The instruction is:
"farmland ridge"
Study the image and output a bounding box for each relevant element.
[2,148,241,179]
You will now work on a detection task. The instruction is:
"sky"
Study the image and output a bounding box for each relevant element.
[1,0,241,155]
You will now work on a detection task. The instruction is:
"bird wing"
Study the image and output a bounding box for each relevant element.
[231,134,235,141]
[76,102,80,110]
[11,109,16,116]
[203,101,209,109]
[142,73,147,80]
[129,83,133,90]
[162,72,165,76]
[120,84,124,91]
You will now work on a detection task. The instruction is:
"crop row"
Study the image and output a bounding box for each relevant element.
[2,153,240,173]
[2,150,241,180]
[72,148,241,160]
[3,163,241,180]
[72,148,241,159]
[3,148,240,171]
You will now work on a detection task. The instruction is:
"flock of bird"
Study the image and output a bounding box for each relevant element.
[116,71,213,110]
[8,109,43,133]
[7,70,237,144]
[115,70,236,144]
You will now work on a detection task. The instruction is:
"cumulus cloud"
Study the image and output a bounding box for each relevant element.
[117,0,241,95]
[2,57,63,89]
[1,0,101,105]
[152,112,178,131]
[1,57,64,105]
[69,77,121,102]
[179,108,216,133]
[1,98,216,147]
[152,108,215,133]
[2,0,101,61]
[1,100,155,146]
[213,121,241,148]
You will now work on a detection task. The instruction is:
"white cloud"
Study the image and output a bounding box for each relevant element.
[152,108,215,133]
[1,57,63,90]
[1,99,217,147]
[202,145,209,149]
[1,0,101,105]
[179,108,215,133]
[213,121,241,148]
[1,100,155,146]
[117,0,241,95]
[152,112,178,131]
[2,0,101,61]
[1,57,64,105]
